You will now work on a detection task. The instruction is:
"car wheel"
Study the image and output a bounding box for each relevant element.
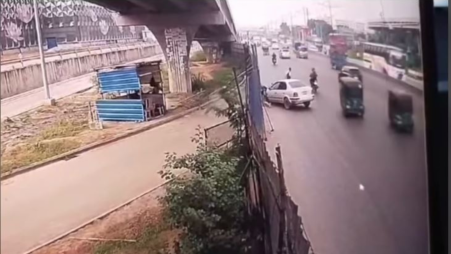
[303,102,311,108]
[283,98,291,110]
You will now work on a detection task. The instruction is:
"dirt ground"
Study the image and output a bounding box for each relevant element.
[32,186,177,254]
[0,62,226,175]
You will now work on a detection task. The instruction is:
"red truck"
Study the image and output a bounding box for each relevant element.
[329,33,348,70]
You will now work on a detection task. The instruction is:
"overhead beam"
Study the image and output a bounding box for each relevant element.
[203,0,221,10]
[194,34,235,42]
[127,0,157,12]
[114,12,226,27]
[168,0,189,10]
[85,0,126,12]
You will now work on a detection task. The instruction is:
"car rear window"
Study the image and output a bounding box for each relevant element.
[346,88,363,97]
[349,69,360,75]
[289,81,307,88]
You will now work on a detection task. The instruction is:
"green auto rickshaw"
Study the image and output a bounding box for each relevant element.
[388,90,414,133]
[339,77,364,117]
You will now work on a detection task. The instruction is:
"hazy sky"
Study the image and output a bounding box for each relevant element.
[228,0,421,28]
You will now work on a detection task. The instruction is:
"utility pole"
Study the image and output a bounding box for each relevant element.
[33,0,54,104]
[327,0,333,27]
[318,0,340,29]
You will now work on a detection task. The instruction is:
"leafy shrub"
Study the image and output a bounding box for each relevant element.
[208,69,244,132]
[191,73,207,93]
[191,51,207,62]
[159,130,251,254]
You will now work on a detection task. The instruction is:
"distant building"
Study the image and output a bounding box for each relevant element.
[292,25,311,43]
[1,0,146,51]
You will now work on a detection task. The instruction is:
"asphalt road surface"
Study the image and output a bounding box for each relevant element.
[260,50,428,254]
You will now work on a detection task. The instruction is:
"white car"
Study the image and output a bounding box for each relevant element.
[297,47,308,59]
[265,79,314,109]
[271,43,280,50]
[279,49,291,59]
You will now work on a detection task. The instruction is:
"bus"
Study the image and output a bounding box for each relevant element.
[362,42,407,80]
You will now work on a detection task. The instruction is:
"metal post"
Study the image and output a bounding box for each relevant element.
[328,0,333,28]
[33,0,53,103]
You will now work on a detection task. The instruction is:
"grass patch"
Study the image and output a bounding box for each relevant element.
[39,120,87,140]
[211,68,234,86]
[1,139,81,173]
[94,222,172,254]
[190,51,207,62]
[191,73,207,93]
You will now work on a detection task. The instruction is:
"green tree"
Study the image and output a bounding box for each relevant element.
[159,67,251,254]
[280,22,291,36]
[159,130,250,254]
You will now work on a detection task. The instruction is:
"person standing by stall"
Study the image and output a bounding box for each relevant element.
[150,76,161,94]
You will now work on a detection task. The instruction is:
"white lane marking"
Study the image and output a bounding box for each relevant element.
[359,184,365,191]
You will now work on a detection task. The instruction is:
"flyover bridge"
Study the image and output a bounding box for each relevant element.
[87,0,238,93]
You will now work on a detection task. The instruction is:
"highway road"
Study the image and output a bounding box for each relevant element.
[260,51,428,254]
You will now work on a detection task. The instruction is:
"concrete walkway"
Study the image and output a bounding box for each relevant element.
[1,54,164,120]
[1,105,226,254]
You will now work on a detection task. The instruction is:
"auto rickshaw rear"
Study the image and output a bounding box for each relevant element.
[339,77,364,117]
[388,90,414,132]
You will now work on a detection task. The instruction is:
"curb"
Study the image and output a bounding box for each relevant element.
[310,51,423,93]
[23,171,188,254]
[1,97,220,181]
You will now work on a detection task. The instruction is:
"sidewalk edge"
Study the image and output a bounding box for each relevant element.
[1,98,219,181]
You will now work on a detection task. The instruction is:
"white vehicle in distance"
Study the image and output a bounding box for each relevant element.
[362,53,373,69]
[279,47,291,59]
[297,46,308,59]
[271,43,280,50]
[265,79,314,109]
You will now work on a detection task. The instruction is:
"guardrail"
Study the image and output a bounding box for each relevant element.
[1,41,157,66]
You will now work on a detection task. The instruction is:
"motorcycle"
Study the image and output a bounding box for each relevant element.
[311,80,319,94]
[272,57,277,66]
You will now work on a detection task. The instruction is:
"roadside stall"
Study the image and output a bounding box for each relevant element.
[94,60,166,122]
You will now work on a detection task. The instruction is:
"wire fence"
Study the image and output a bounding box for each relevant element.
[242,43,314,254]
[204,119,236,148]
[202,42,314,254]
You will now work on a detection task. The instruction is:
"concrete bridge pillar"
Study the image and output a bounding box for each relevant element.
[200,42,222,64]
[152,27,197,93]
